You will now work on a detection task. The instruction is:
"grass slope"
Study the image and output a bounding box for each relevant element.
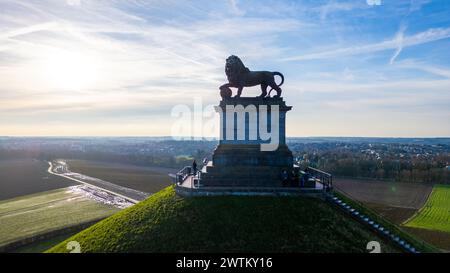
[48,186,399,253]
[405,184,450,233]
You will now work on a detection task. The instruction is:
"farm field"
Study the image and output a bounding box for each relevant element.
[362,203,417,224]
[66,160,175,194]
[0,159,75,200]
[0,187,119,250]
[403,227,450,252]
[335,179,450,251]
[334,178,432,223]
[404,184,450,233]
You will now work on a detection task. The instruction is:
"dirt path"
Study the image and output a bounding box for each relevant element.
[48,161,149,204]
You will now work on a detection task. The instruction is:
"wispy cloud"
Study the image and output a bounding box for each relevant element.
[319,1,361,21]
[229,0,245,16]
[0,21,58,40]
[390,23,407,64]
[283,26,450,62]
[394,59,450,79]
[409,0,432,12]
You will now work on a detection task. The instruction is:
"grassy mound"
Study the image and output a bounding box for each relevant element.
[48,186,398,253]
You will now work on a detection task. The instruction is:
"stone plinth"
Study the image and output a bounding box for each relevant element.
[200,97,295,187]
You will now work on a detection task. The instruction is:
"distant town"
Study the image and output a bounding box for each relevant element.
[1,136,448,184]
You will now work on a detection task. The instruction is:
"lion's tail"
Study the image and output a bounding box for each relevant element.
[268,72,284,94]
[273,72,284,87]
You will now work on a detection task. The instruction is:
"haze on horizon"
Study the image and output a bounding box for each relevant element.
[0,0,449,138]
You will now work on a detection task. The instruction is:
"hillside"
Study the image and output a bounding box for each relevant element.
[48,186,399,253]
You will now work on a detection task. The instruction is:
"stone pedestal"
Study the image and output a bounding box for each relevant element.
[200,97,295,187]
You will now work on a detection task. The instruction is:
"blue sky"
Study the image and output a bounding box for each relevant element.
[0,0,449,137]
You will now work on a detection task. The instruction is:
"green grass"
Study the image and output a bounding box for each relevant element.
[48,186,400,253]
[405,184,450,233]
[10,233,76,253]
[0,187,119,248]
[334,190,440,253]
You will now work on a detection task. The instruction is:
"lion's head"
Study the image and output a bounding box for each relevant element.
[225,55,250,85]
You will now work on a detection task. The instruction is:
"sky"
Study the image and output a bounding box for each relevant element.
[0,0,449,137]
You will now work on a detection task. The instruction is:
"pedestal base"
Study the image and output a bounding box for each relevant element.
[201,144,295,187]
[200,96,295,188]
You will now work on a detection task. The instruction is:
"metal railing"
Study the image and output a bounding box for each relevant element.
[305,166,333,192]
[176,165,332,192]
[176,166,192,185]
[175,166,202,188]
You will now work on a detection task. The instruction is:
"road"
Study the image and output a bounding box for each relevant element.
[48,160,150,204]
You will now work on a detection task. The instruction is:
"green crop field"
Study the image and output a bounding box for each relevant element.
[0,187,119,249]
[404,184,450,233]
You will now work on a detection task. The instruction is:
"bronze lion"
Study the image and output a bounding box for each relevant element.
[219,55,284,98]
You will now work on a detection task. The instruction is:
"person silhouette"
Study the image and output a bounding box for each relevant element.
[192,160,197,175]
[281,170,289,187]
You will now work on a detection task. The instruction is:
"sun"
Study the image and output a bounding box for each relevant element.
[42,49,99,91]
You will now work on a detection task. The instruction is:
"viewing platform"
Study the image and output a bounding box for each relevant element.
[173,165,332,198]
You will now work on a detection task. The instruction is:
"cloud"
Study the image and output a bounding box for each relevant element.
[394,59,450,79]
[66,0,81,7]
[319,1,361,21]
[229,0,245,16]
[366,0,382,6]
[0,21,58,40]
[390,23,407,64]
[283,26,450,62]
[409,0,432,12]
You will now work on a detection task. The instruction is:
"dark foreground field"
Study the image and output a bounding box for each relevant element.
[334,178,432,223]
[0,159,75,200]
[403,227,450,252]
[66,160,175,194]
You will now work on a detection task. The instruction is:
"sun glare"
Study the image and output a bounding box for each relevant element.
[42,49,99,91]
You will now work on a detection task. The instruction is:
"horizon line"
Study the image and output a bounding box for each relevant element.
[1,135,449,139]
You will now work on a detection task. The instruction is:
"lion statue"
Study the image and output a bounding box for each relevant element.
[219,55,284,98]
